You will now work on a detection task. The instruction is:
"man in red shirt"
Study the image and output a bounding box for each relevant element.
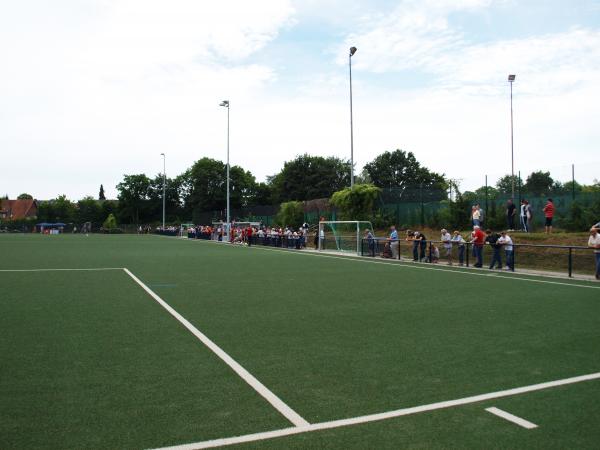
[471,225,486,268]
[543,198,555,234]
[246,226,253,246]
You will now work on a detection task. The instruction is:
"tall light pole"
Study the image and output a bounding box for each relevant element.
[508,74,516,199]
[219,100,230,240]
[160,152,166,229]
[349,46,357,188]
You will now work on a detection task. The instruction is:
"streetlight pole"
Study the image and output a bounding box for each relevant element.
[349,46,357,188]
[508,74,516,199]
[220,100,230,240]
[160,152,166,229]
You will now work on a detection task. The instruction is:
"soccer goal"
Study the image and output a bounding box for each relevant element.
[318,221,375,255]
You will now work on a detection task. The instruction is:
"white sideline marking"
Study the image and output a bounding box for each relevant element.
[191,239,600,290]
[122,268,309,428]
[485,407,538,429]
[0,267,124,272]
[150,371,600,450]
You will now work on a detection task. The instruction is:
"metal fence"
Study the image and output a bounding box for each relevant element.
[361,238,596,279]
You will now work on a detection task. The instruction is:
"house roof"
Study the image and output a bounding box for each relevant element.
[0,199,38,219]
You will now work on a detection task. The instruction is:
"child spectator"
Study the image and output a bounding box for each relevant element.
[452,231,466,266]
[430,244,440,263]
[441,229,452,265]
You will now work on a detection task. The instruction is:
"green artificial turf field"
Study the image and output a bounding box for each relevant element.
[1,233,599,449]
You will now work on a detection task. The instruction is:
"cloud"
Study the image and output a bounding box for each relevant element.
[338,1,600,97]
[0,0,296,199]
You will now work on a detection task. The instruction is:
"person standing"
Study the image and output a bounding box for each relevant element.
[506,199,516,231]
[498,231,514,271]
[525,200,534,232]
[543,198,555,234]
[389,225,399,259]
[414,231,427,262]
[452,230,466,266]
[405,230,417,261]
[485,229,503,270]
[471,205,481,227]
[441,229,453,265]
[471,226,485,268]
[477,203,485,229]
[365,228,376,257]
[588,227,600,280]
[520,200,528,232]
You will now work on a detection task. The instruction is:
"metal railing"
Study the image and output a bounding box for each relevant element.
[361,238,595,278]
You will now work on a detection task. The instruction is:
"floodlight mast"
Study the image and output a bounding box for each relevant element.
[508,74,516,200]
[160,153,166,229]
[349,46,357,188]
[220,100,230,241]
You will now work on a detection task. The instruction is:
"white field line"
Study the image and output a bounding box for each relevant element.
[122,268,309,428]
[485,407,538,429]
[0,267,124,272]
[186,238,600,290]
[151,371,600,450]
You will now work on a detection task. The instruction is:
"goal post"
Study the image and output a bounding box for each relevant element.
[318,220,375,255]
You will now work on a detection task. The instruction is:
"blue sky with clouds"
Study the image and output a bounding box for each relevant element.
[1,0,599,199]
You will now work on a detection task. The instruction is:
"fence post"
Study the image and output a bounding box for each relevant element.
[466,242,470,267]
[572,164,575,201]
[485,175,489,220]
[568,247,573,278]
[420,182,424,226]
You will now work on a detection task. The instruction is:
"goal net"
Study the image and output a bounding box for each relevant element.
[318,221,375,255]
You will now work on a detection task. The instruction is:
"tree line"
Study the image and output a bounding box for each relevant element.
[5,150,599,231]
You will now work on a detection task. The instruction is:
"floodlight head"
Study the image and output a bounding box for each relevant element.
[220,100,229,107]
[349,46,357,57]
[508,74,516,82]
[160,152,165,156]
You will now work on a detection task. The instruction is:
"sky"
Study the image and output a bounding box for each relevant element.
[1,0,600,200]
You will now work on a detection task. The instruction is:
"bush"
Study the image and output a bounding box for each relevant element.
[102,213,117,230]
[563,200,600,231]
[330,184,381,221]
[276,201,304,228]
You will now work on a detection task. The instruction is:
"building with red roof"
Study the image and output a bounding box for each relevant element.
[0,199,39,220]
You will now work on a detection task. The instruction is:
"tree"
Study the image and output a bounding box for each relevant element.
[99,184,106,201]
[363,149,446,190]
[474,185,499,200]
[116,174,151,224]
[182,158,258,221]
[330,184,382,221]
[38,195,76,222]
[275,201,304,228]
[17,193,33,200]
[250,182,274,206]
[524,171,554,196]
[495,175,520,194]
[268,154,351,203]
[76,196,103,224]
[148,174,183,222]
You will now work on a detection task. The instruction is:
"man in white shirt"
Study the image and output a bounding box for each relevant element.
[441,229,453,265]
[498,231,514,271]
[588,227,600,280]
